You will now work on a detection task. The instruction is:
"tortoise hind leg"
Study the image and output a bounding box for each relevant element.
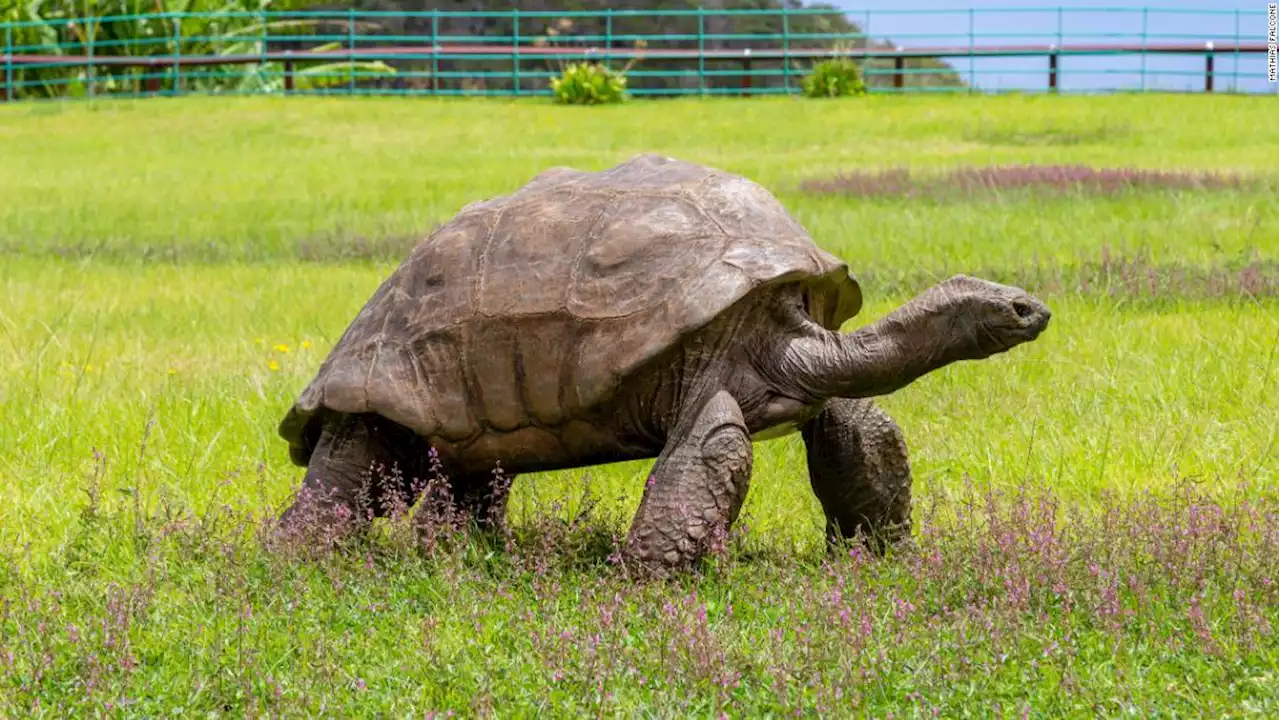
[457,468,515,530]
[623,390,753,569]
[277,413,428,544]
[801,398,913,555]
[411,468,515,539]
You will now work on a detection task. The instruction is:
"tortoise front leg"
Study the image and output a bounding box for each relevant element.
[801,398,913,555]
[624,390,753,569]
[277,413,426,544]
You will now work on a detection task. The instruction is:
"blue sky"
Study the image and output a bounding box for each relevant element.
[825,0,1277,93]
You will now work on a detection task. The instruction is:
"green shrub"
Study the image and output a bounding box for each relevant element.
[0,0,330,99]
[801,58,868,98]
[550,63,628,105]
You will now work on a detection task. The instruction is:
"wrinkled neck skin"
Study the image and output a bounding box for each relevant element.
[497,277,1044,465]
[612,284,974,445]
[781,291,967,402]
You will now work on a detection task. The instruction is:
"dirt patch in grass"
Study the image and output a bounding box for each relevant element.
[965,125,1131,147]
[0,232,426,265]
[295,232,424,263]
[4,243,1272,302]
[800,164,1273,199]
[861,249,1278,301]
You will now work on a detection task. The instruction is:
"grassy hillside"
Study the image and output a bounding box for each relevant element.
[0,94,1275,716]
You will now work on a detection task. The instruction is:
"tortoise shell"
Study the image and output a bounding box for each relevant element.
[280,153,862,462]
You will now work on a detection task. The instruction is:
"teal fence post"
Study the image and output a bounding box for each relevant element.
[1204,41,1214,92]
[697,6,705,95]
[348,8,356,94]
[87,18,95,99]
[1233,9,1240,91]
[3,24,11,102]
[1052,6,1063,92]
[431,11,439,95]
[864,9,872,90]
[259,6,267,92]
[1139,7,1148,91]
[512,8,520,95]
[781,6,790,93]
[605,8,612,70]
[968,7,975,92]
[172,14,182,96]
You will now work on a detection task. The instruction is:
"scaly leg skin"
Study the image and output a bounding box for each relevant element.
[624,390,753,570]
[801,398,913,556]
[458,469,515,531]
[276,413,427,546]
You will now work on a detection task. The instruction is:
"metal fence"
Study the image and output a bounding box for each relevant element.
[1,6,1274,102]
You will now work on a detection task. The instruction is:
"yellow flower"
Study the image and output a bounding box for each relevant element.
[301,340,312,350]
[267,359,281,371]
[167,368,178,375]
[274,344,291,354]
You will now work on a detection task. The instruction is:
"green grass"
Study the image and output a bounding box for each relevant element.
[0,94,1275,716]
[1,261,1275,557]
[0,94,1274,269]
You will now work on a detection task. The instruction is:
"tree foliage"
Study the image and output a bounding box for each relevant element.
[0,0,361,98]
[0,0,964,98]
[309,0,964,94]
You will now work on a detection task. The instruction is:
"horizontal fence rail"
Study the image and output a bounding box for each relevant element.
[1,6,1274,102]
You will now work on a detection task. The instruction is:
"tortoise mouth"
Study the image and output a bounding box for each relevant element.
[998,295,1051,338]
[1016,298,1052,336]
[980,299,1050,352]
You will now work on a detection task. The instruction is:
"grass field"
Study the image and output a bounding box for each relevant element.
[0,94,1276,716]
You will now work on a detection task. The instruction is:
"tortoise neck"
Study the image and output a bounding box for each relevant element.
[787,295,960,400]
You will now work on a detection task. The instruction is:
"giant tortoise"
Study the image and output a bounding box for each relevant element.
[276,153,1051,567]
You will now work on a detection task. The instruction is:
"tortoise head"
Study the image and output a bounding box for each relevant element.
[783,275,1051,400]
[907,275,1052,362]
